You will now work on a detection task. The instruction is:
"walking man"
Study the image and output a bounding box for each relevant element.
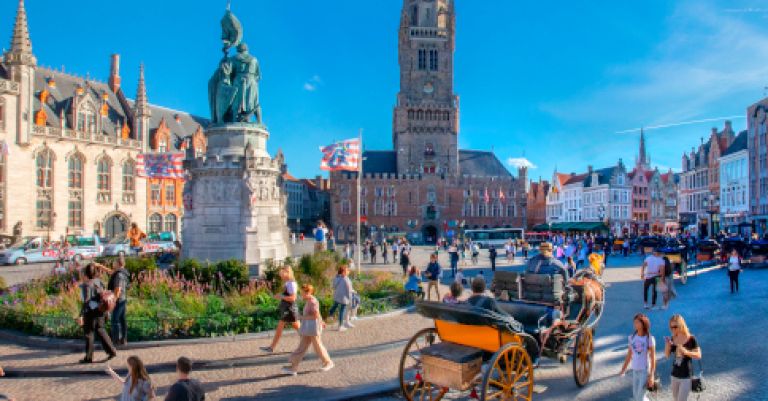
[107,256,130,346]
[164,357,206,401]
[641,248,664,310]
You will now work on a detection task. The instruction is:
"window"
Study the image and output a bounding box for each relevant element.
[148,213,163,234]
[159,140,168,153]
[68,154,85,228]
[165,182,176,204]
[387,186,396,197]
[195,147,204,158]
[35,149,55,229]
[341,199,351,215]
[77,103,97,134]
[151,183,161,206]
[386,201,397,216]
[97,157,112,203]
[122,160,135,204]
[374,198,383,215]
[429,50,438,71]
[164,214,177,233]
[418,49,427,70]
[424,143,435,156]
[374,187,384,197]
[478,203,486,217]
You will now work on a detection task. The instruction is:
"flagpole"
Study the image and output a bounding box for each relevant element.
[356,129,363,276]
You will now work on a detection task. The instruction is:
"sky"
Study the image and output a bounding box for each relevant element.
[5,0,768,179]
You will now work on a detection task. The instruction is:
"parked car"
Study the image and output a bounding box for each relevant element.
[103,232,178,257]
[0,237,60,265]
[64,235,103,262]
[102,235,135,257]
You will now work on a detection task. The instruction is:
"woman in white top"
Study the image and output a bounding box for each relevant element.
[106,356,155,401]
[619,313,656,401]
[727,249,742,294]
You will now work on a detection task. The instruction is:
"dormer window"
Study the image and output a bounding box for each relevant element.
[159,140,168,153]
[77,103,97,134]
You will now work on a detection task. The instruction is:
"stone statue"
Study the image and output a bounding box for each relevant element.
[208,6,262,125]
[12,221,22,243]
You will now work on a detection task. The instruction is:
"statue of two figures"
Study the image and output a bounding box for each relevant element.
[208,6,262,125]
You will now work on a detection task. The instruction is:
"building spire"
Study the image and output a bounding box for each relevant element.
[5,0,36,66]
[135,63,150,117]
[638,127,648,167]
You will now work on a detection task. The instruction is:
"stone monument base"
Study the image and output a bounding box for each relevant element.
[182,124,288,275]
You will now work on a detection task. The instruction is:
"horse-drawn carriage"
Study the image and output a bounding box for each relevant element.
[399,270,605,400]
[660,238,689,285]
[638,236,664,254]
[721,238,750,261]
[749,239,768,267]
[696,239,721,263]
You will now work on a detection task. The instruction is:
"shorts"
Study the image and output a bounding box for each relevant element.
[278,301,299,323]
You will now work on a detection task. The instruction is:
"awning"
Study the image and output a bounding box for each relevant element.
[536,222,609,232]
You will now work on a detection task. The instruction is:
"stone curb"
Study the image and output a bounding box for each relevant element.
[0,306,415,352]
[323,379,399,401]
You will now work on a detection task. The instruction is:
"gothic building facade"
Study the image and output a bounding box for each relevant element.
[330,0,527,244]
[0,0,205,241]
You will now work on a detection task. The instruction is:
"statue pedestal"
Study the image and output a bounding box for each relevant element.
[181,124,288,275]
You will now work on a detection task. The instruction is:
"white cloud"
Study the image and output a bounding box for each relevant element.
[540,0,768,126]
[303,75,323,92]
[507,157,537,169]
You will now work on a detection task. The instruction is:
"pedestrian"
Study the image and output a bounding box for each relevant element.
[442,281,463,304]
[0,365,15,401]
[261,266,300,353]
[577,244,588,269]
[455,268,466,286]
[619,313,656,401]
[164,357,205,401]
[664,314,702,401]
[522,241,529,259]
[382,242,389,264]
[566,256,577,277]
[369,242,377,264]
[459,242,467,266]
[108,256,130,346]
[127,223,146,256]
[727,249,742,294]
[641,248,664,310]
[329,265,354,331]
[313,221,328,253]
[391,241,399,261]
[78,263,117,364]
[660,254,676,310]
[105,356,155,401]
[588,248,605,276]
[471,242,480,265]
[505,240,514,264]
[623,239,630,257]
[527,242,569,281]
[299,232,305,243]
[282,284,334,376]
[291,232,296,245]
[404,265,424,299]
[424,253,442,301]
[489,246,497,272]
[399,244,410,276]
[448,242,459,278]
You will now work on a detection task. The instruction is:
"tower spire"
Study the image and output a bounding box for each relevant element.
[5,0,36,66]
[135,63,150,117]
[638,127,648,168]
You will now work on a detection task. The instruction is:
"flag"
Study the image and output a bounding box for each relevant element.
[499,189,506,201]
[484,187,490,204]
[320,138,361,171]
[136,153,185,179]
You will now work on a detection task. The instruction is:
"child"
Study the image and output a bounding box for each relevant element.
[442,281,463,304]
[619,313,657,401]
[404,266,424,299]
[455,268,467,286]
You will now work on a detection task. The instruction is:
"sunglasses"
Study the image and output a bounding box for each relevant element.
[670,325,679,329]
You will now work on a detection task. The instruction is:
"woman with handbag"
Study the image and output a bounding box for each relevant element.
[78,263,117,363]
[619,313,656,401]
[329,265,354,331]
[282,284,334,375]
[664,314,702,401]
[261,266,300,353]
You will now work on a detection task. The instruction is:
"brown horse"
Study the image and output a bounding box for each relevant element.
[568,272,605,325]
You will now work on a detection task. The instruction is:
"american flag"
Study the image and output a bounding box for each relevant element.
[136,153,185,179]
[320,138,361,171]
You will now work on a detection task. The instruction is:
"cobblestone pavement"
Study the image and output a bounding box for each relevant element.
[2,253,767,400]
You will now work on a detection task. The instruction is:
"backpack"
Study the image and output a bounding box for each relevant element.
[314,228,325,242]
[107,269,130,292]
[99,290,117,313]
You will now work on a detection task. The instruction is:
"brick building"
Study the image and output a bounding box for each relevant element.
[747,99,768,235]
[527,179,549,230]
[330,0,527,244]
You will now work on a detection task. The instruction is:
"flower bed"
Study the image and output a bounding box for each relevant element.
[0,253,406,341]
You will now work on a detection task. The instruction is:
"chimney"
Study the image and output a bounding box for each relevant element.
[109,54,121,92]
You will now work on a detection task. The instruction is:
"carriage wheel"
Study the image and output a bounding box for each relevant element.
[399,328,448,401]
[679,261,688,285]
[572,327,594,387]
[480,342,533,401]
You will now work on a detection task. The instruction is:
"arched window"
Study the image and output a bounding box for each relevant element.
[462,201,473,217]
[426,110,433,121]
[77,102,97,134]
[478,203,486,217]
[97,157,112,203]
[417,110,424,120]
[35,148,54,229]
[148,213,163,234]
[122,159,135,204]
[408,110,414,120]
[164,214,178,233]
[68,153,85,229]
[341,199,351,215]
[424,143,435,156]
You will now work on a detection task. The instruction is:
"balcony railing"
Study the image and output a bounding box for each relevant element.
[32,126,141,149]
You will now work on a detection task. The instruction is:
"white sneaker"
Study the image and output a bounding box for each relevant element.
[643,304,649,310]
[338,325,347,332]
[321,362,335,372]
[281,367,297,376]
[344,321,355,328]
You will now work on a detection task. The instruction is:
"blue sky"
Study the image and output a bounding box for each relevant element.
[5,0,768,179]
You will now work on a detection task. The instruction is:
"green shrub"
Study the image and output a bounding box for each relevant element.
[124,257,157,277]
[214,259,249,290]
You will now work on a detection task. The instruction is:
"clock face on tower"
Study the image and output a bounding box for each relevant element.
[423,82,434,94]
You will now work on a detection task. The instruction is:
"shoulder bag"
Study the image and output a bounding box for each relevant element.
[691,359,706,393]
[299,317,323,337]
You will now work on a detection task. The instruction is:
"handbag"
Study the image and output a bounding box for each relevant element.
[691,359,706,393]
[299,317,323,337]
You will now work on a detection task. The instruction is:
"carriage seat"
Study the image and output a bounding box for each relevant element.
[496,300,560,335]
[492,271,566,305]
